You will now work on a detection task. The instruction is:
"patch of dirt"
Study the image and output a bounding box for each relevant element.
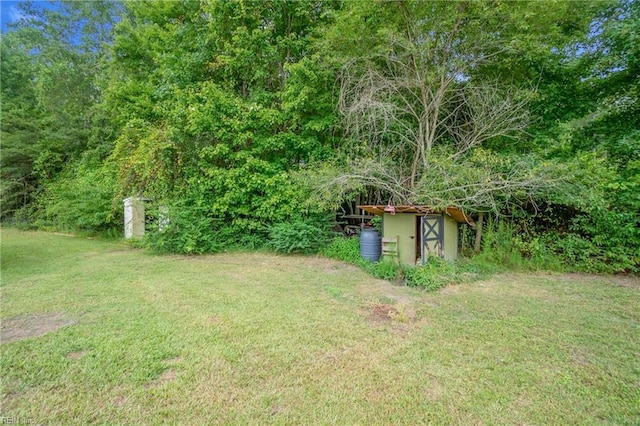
[162,356,183,365]
[439,285,463,295]
[364,300,427,333]
[369,304,399,322]
[356,278,414,304]
[1,313,76,344]
[609,274,640,289]
[147,369,178,389]
[159,369,177,381]
[112,395,128,407]
[270,406,284,417]
[571,347,592,367]
[423,377,444,402]
[66,350,88,359]
[207,316,222,325]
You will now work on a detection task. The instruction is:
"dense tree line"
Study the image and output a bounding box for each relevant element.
[1,0,637,272]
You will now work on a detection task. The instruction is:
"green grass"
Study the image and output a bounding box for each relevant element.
[1,228,639,424]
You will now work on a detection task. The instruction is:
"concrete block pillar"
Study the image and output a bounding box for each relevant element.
[158,205,170,232]
[124,197,145,238]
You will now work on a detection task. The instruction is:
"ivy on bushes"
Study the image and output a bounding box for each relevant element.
[145,203,220,255]
[36,165,120,234]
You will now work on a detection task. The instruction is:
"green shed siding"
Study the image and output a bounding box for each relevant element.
[443,215,458,261]
[381,212,459,264]
[382,213,416,265]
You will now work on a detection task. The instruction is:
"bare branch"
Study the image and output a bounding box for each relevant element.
[332,6,548,213]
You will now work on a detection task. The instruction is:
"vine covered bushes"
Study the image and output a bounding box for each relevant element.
[1,0,637,273]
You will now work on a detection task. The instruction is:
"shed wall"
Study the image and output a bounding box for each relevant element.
[382,213,416,265]
[443,215,458,261]
[382,212,459,264]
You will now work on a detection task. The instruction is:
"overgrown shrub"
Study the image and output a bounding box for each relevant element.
[468,218,565,272]
[364,258,401,281]
[144,202,220,255]
[321,236,479,290]
[268,220,331,254]
[403,258,482,291]
[6,205,37,230]
[36,165,120,233]
[320,236,361,263]
[472,219,527,270]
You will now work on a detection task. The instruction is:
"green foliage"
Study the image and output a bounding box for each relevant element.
[321,236,480,289]
[142,169,329,255]
[321,235,400,279]
[1,1,121,224]
[473,219,529,270]
[99,0,340,251]
[268,220,331,254]
[364,258,401,281]
[2,0,637,274]
[519,131,639,273]
[320,236,362,264]
[36,165,119,233]
[402,258,482,292]
[145,203,219,255]
[576,0,640,141]
[0,31,42,219]
[464,217,563,273]
[554,207,639,273]
[520,0,640,274]
[468,210,638,274]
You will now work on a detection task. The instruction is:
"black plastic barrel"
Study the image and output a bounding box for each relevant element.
[360,227,381,262]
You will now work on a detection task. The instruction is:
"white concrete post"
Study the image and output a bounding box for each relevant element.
[158,205,169,232]
[123,197,145,238]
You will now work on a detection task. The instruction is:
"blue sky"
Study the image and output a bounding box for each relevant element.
[1,0,26,32]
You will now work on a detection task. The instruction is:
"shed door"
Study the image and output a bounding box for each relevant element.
[420,215,444,264]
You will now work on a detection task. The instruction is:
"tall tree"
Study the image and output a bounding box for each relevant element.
[104,0,341,248]
[312,1,597,215]
[550,0,640,272]
[0,1,122,220]
[0,31,42,218]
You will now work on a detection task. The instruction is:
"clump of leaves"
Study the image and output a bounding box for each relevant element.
[145,202,221,255]
[364,258,401,281]
[268,220,331,254]
[36,165,119,233]
[320,236,361,263]
[323,236,483,291]
[402,258,482,291]
[322,235,400,278]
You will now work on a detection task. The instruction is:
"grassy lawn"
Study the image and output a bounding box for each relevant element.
[1,228,639,424]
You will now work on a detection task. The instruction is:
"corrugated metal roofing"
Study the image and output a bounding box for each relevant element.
[357,205,475,227]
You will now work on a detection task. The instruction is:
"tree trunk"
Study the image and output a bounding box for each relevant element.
[474,212,484,253]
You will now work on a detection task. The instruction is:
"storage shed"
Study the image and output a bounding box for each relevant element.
[358,205,474,264]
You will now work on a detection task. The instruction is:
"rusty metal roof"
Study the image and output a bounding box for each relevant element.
[357,205,475,227]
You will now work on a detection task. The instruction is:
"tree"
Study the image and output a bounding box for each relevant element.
[312,1,585,215]
[102,0,341,249]
[0,1,122,221]
[544,0,640,272]
[0,32,42,219]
